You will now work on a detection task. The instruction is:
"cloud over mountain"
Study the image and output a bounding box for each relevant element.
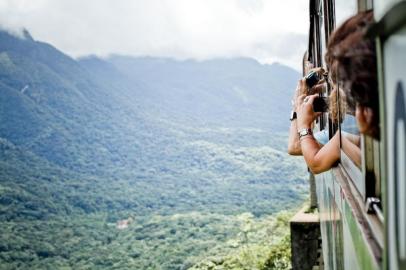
[0,0,308,70]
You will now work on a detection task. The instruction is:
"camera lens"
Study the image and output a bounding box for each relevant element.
[305,71,320,88]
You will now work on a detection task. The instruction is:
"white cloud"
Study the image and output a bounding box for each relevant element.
[0,0,309,70]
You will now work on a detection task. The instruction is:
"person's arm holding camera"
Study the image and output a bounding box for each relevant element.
[288,80,306,155]
[296,94,340,174]
[288,68,325,156]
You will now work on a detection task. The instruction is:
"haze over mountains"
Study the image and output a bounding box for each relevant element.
[0,29,307,269]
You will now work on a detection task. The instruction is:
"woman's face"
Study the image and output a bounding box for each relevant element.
[355,105,374,136]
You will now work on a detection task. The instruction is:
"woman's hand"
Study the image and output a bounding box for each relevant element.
[292,67,326,110]
[292,79,308,110]
[308,81,325,95]
[306,67,326,95]
[296,94,321,130]
[307,67,326,78]
[291,79,306,111]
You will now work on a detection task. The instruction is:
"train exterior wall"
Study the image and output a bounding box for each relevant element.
[316,168,380,269]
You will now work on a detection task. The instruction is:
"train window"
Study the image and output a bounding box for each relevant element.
[318,1,326,67]
[323,0,334,44]
[313,4,322,67]
[336,81,365,197]
[330,1,375,201]
[340,105,361,169]
[316,1,329,132]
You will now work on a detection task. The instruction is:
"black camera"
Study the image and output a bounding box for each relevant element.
[305,71,321,88]
[313,97,329,112]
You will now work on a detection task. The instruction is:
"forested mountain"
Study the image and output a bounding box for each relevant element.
[0,29,307,269]
[81,55,298,130]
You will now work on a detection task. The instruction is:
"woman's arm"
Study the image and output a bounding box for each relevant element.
[341,133,361,167]
[296,94,340,174]
[288,118,302,155]
[300,132,340,174]
[288,79,307,155]
[288,70,325,155]
[343,132,361,146]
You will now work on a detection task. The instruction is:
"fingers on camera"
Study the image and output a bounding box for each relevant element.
[308,83,324,95]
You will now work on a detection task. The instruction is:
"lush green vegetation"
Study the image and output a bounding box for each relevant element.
[0,210,297,269]
[0,127,307,269]
[0,29,307,269]
[190,211,293,270]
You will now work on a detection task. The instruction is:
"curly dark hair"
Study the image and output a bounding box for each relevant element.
[325,10,379,138]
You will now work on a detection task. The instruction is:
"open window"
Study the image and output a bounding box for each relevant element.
[333,1,382,216]
[333,4,384,247]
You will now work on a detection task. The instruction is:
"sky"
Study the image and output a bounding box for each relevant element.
[0,0,309,71]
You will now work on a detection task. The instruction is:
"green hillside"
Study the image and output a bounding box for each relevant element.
[0,29,307,269]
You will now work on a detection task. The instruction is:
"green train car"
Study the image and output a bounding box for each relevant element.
[304,0,406,269]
